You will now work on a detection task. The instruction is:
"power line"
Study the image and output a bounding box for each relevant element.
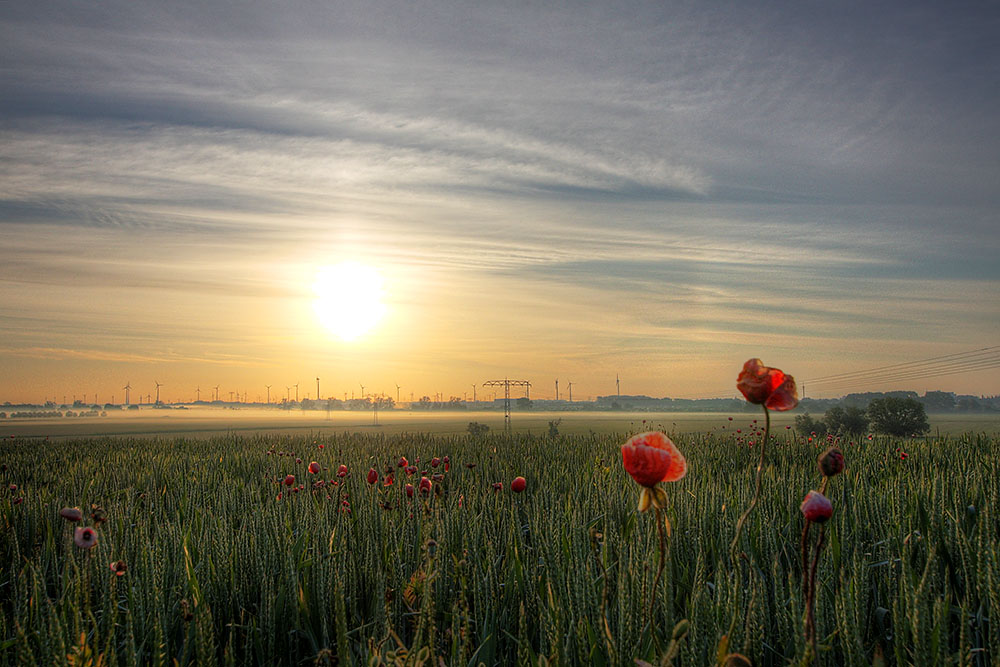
[804,346,999,384]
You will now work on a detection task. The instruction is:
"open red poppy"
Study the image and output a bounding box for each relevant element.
[736,358,798,411]
[621,432,687,488]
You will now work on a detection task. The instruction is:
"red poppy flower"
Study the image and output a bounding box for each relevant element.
[367,468,378,485]
[736,359,799,411]
[384,474,394,486]
[59,507,84,522]
[109,560,127,577]
[800,490,833,523]
[295,458,302,464]
[621,432,687,488]
[419,477,432,494]
[284,474,295,486]
[431,473,444,482]
[74,526,98,549]
[308,461,320,474]
[405,465,417,476]
[511,476,526,493]
[405,483,414,498]
[337,464,348,478]
[398,456,408,468]
[431,457,441,468]
[492,482,503,491]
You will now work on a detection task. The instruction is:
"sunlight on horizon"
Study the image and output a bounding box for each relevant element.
[312,262,387,342]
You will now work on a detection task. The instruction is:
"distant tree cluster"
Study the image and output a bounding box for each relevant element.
[795,398,930,437]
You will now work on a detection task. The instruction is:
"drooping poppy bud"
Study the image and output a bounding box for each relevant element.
[367,468,378,485]
[818,447,845,477]
[800,490,833,523]
[59,507,84,522]
[511,476,526,493]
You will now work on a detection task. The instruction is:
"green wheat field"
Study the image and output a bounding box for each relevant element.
[2,426,998,666]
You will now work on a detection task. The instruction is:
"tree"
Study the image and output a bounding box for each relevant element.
[795,413,827,438]
[467,422,489,436]
[515,397,533,410]
[824,406,869,435]
[867,397,930,436]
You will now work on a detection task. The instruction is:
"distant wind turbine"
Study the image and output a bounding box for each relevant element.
[266,385,271,404]
[123,382,131,405]
[154,381,163,405]
[213,385,220,402]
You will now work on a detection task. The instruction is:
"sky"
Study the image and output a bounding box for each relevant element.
[1,0,998,404]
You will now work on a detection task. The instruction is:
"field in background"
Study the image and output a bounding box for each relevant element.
[2,406,999,439]
[2,427,998,665]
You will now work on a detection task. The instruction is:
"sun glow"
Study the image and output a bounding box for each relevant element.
[312,262,386,341]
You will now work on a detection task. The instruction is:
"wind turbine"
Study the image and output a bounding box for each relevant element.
[195,386,200,402]
[471,384,476,402]
[555,378,559,401]
[316,377,320,401]
[294,383,299,402]
[285,386,291,402]
[154,381,163,405]
[213,385,220,402]
[123,382,131,405]
[396,384,401,402]
[265,385,271,404]
[360,384,365,399]
[567,381,574,402]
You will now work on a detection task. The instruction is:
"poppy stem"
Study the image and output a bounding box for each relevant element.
[649,505,667,624]
[730,405,770,555]
[805,524,826,660]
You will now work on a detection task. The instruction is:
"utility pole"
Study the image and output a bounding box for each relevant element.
[555,378,559,401]
[567,382,573,402]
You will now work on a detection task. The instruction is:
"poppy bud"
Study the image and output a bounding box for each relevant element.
[59,507,84,522]
[800,490,833,523]
[818,447,844,477]
[367,468,378,485]
[511,476,526,493]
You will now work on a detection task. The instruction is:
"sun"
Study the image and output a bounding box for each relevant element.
[312,262,387,341]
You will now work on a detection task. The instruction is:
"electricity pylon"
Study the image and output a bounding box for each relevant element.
[482,378,531,431]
